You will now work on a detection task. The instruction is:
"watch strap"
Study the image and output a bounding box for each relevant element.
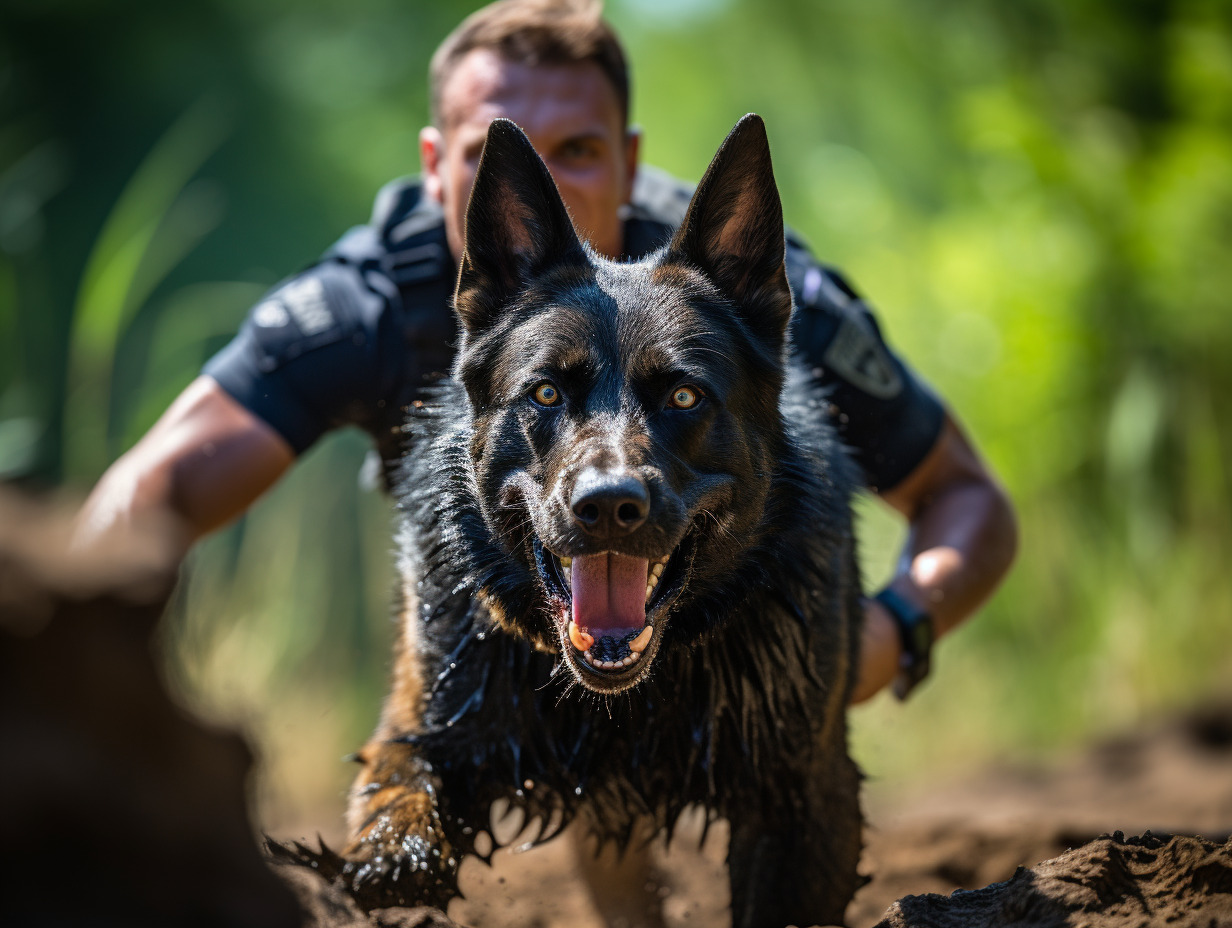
[874,587,934,700]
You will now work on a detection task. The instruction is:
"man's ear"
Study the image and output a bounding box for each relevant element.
[666,114,792,350]
[419,126,445,205]
[455,119,588,336]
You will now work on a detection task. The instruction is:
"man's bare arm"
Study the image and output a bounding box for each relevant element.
[73,376,294,558]
[850,412,1018,703]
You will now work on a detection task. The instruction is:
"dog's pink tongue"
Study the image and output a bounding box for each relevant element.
[571,552,648,636]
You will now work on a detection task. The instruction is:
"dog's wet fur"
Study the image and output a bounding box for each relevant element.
[295,115,864,928]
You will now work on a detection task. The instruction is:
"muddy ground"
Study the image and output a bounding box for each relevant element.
[3,489,1230,927]
[291,703,1231,927]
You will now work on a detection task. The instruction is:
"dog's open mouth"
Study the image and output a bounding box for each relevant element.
[532,537,691,691]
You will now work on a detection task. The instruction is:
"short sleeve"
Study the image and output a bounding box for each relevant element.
[786,240,945,492]
[203,257,398,455]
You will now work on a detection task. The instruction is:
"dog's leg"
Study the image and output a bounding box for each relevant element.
[341,738,461,912]
[726,745,863,928]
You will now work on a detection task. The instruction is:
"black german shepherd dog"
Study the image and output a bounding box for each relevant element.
[320,115,863,927]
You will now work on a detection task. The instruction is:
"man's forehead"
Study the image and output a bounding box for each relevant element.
[439,48,623,140]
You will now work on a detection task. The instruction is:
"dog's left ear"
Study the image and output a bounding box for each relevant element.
[455,119,588,336]
[667,114,792,350]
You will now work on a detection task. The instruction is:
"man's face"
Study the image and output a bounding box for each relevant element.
[422,48,638,262]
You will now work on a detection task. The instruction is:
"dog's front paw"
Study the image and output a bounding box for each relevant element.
[342,748,460,912]
[342,825,458,911]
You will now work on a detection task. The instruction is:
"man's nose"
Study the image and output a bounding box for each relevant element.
[570,468,649,539]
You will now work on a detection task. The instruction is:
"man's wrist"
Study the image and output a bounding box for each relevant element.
[874,587,934,700]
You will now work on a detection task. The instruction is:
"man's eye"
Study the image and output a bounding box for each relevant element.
[560,139,598,160]
[668,386,702,410]
[531,381,562,407]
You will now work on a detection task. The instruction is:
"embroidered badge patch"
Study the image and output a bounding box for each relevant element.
[279,277,335,336]
[823,314,903,399]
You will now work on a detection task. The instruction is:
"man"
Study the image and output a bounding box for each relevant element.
[77,0,1016,707]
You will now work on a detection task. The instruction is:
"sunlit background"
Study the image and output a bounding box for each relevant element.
[2,0,1231,833]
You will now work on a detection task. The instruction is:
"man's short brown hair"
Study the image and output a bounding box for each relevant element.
[429,0,630,128]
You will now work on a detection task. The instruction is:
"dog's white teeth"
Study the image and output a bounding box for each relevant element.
[630,625,653,653]
[561,557,572,569]
[581,648,645,671]
[651,562,664,578]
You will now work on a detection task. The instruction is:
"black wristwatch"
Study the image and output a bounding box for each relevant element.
[874,587,934,700]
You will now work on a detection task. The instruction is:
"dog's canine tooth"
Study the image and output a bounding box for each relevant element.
[630,625,653,653]
[561,556,572,569]
[569,621,594,652]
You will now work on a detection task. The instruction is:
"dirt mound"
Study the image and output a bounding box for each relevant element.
[0,492,300,927]
[875,832,1232,927]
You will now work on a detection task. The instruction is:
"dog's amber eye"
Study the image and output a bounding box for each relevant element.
[668,386,701,410]
[531,381,562,407]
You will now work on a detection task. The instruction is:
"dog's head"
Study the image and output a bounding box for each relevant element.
[453,115,792,695]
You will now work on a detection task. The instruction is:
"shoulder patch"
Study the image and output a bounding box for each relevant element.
[823,314,903,400]
[243,264,368,373]
[278,276,335,336]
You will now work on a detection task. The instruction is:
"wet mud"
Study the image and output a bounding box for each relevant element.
[875,831,1232,928]
[3,488,1230,927]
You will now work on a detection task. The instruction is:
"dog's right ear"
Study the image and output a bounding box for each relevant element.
[454,119,588,336]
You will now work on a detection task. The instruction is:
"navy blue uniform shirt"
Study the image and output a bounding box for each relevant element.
[204,167,944,492]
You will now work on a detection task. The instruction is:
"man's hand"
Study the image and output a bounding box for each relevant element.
[850,413,1018,704]
[73,376,294,559]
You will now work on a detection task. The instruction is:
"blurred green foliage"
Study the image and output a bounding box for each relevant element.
[2,0,1230,827]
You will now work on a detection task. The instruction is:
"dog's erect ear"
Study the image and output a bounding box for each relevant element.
[455,119,588,335]
[667,114,792,346]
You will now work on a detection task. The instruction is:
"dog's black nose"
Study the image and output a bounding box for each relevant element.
[570,469,649,538]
